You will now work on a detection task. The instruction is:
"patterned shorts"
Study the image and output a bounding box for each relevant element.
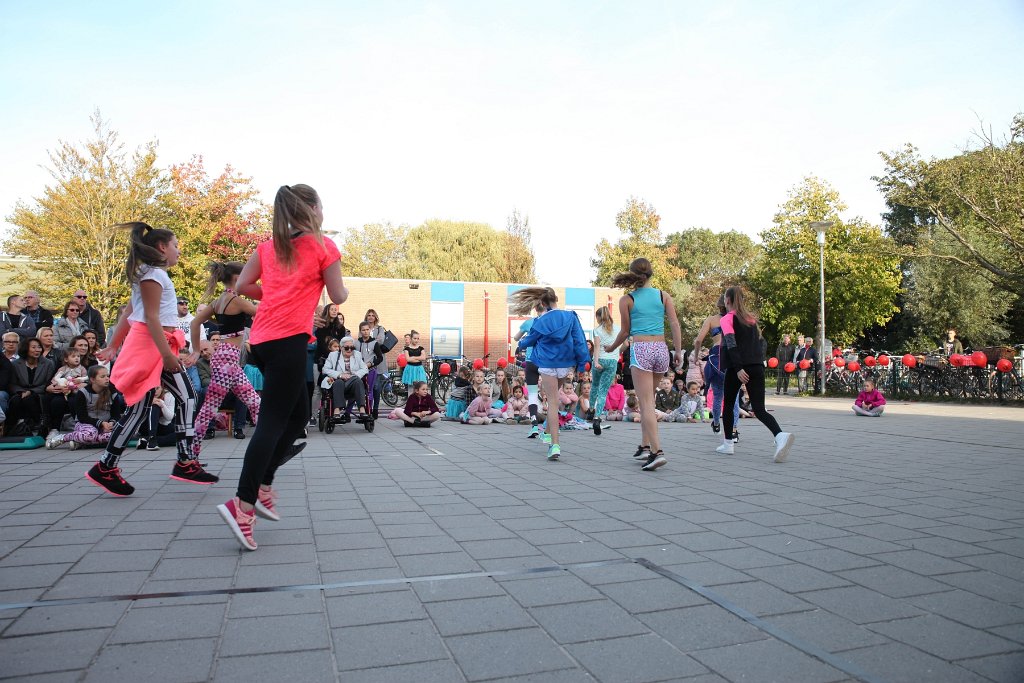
[630,341,670,374]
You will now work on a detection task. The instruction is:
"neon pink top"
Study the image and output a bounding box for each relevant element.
[248,234,341,346]
[605,383,625,411]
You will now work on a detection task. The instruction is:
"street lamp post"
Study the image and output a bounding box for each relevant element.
[810,221,831,396]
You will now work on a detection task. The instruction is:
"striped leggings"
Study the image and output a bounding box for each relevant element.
[100,370,196,468]
[192,343,261,457]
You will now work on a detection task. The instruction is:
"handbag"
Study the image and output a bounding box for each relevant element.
[380,329,399,353]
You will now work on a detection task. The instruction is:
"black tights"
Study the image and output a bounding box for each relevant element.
[723,364,781,440]
[236,334,308,505]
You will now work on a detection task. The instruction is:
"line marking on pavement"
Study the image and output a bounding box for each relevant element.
[403,434,445,455]
[636,558,888,683]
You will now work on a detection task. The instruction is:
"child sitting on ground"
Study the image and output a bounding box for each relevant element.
[624,392,641,423]
[605,376,626,421]
[503,384,530,423]
[45,348,90,434]
[393,380,441,426]
[738,385,754,418]
[558,375,579,416]
[578,379,592,418]
[46,365,125,449]
[464,384,494,424]
[655,375,679,422]
[852,379,886,416]
[445,365,474,419]
[673,381,709,423]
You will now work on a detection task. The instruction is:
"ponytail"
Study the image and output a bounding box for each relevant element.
[205,261,244,297]
[509,287,558,316]
[610,257,653,290]
[272,184,323,270]
[117,222,175,284]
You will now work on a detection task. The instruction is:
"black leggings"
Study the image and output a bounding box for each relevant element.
[236,334,308,505]
[101,370,197,466]
[723,364,781,440]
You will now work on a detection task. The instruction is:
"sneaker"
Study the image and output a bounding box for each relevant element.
[46,433,65,450]
[85,462,135,496]
[205,427,216,440]
[547,443,561,461]
[46,428,59,440]
[716,441,735,455]
[592,417,602,436]
[277,441,307,467]
[308,416,317,427]
[254,487,280,521]
[633,444,651,459]
[146,440,160,452]
[217,497,257,550]
[69,440,80,450]
[170,459,219,485]
[233,428,245,439]
[506,417,515,425]
[136,438,148,450]
[541,432,552,445]
[711,421,720,434]
[773,432,794,463]
[733,430,740,443]
[528,425,540,439]
[641,451,667,471]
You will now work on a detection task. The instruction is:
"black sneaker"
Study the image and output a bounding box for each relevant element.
[277,441,307,467]
[642,451,668,471]
[633,444,651,459]
[592,417,602,436]
[733,430,739,443]
[146,440,160,452]
[712,421,720,434]
[136,438,148,450]
[233,428,245,439]
[170,460,219,485]
[86,462,135,496]
[205,427,216,440]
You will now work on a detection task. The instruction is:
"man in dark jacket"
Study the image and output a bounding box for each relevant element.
[0,296,37,340]
[22,291,55,330]
[775,334,796,395]
[72,290,105,338]
[794,335,819,393]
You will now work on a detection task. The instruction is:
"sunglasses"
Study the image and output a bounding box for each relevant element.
[74,295,87,299]
[67,308,80,312]
[343,346,356,350]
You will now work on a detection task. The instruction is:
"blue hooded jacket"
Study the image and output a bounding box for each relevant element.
[516,309,590,372]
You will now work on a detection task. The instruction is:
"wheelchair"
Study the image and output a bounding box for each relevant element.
[317,369,376,434]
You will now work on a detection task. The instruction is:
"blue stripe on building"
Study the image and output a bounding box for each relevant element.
[431,282,465,302]
[565,287,594,307]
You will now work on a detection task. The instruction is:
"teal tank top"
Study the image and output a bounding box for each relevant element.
[629,287,664,336]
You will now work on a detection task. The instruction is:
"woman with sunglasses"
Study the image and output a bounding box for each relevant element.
[321,336,369,419]
[54,300,93,351]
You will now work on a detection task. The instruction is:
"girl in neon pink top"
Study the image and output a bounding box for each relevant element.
[218,184,348,551]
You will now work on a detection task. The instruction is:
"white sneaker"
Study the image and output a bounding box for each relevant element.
[45,433,64,450]
[715,441,734,455]
[773,432,794,463]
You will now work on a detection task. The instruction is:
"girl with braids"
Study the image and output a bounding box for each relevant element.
[602,258,683,472]
[511,287,589,461]
[188,261,261,452]
[218,184,348,551]
[89,223,216,496]
[717,286,794,462]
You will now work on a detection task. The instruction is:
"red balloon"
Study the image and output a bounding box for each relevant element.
[768,357,779,369]
[996,358,1013,373]
[847,361,861,372]
[971,351,988,368]
[472,358,484,370]
[949,354,963,367]
[397,354,407,368]
[902,354,917,368]
[798,359,811,370]
[585,362,592,371]
[834,357,846,368]
[439,363,451,376]
[832,348,843,358]
[878,354,890,366]
[784,362,796,373]
[864,356,876,367]
[496,357,508,368]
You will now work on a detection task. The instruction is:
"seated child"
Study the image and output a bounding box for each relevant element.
[393,380,441,426]
[624,392,641,423]
[578,379,592,418]
[655,375,680,422]
[673,381,709,423]
[558,377,579,416]
[605,378,626,421]
[45,365,124,449]
[673,378,686,394]
[445,366,474,419]
[738,385,754,418]
[138,385,176,449]
[45,348,89,433]
[852,379,886,416]
[464,384,494,425]
[502,384,530,423]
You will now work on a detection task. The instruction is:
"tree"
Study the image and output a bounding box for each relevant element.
[336,222,410,278]
[402,220,515,282]
[748,177,902,347]
[3,112,163,321]
[591,196,685,290]
[495,209,536,284]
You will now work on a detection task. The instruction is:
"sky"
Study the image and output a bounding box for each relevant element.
[1,0,1021,286]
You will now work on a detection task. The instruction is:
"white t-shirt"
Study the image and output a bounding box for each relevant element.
[593,325,621,360]
[128,266,179,327]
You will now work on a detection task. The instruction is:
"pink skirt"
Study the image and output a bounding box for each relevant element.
[110,322,185,405]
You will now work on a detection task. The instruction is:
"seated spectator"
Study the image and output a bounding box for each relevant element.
[54,300,92,351]
[82,330,103,368]
[558,376,579,416]
[738,385,754,418]
[72,290,104,338]
[672,381,709,423]
[463,384,494,425]
[68,336,97,370]
[1,295,37,341]
[655,375,679,421]
[44,347,89,436]
[2,332,20,361]
[36,326,61,366]
[579,379,592,418]
[23,290,55,330]
[502,384,530,423]
[491,368,511,411]
[624,391,641,423]
[392,380,441,426]
[604,377,626,421]
[46,365,125,450]
[0,350,11,429]
[321,336,369,419]
[7,337,56,435]
[852,379,887,417]
[137,385,176,450]
[445,366,474,419]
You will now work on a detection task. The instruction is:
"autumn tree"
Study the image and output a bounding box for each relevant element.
[3,112,163,321]
[748,177,901,347]
[495,209,536,284]
[403,220,518,282]
[591,196,685,290]
[335,222,410,278]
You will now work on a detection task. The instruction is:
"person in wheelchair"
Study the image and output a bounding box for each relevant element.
[321,336,370,422]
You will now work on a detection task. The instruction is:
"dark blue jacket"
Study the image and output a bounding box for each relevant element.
[516,309,589,372]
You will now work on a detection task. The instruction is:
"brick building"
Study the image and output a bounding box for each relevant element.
[335,277,621,365]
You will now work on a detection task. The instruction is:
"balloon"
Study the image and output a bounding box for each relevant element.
[798,359,810,370]
[996,358,1013,373]
[496,357,508,368]
[585,362,591,371]
[397,354,407,368]
[902,354,917,368]
[784,362,796,373]
[878,354,890,366]
[472,358,484,370]
[832,348,843,358]
[971,351,988,368]
[834,357,846,368]
[864,356,876,367]
[949,354,963,367]
[768,357,779,369]
[847,361,861,372]
[439,363,451,376]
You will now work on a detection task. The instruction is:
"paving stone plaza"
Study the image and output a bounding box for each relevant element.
[1,396,1022,682]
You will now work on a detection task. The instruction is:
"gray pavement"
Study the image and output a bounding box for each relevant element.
[1,396,1023,682]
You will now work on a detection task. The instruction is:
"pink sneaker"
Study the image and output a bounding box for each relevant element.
[217,497,257,550]
[254,487,280,522]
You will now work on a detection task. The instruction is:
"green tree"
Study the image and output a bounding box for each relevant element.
[333,222,410,278]
[495,209,536,284]
[3,112,163,321]
[591,196,685,290]
[748,177,901,347]
[402,220,513,282]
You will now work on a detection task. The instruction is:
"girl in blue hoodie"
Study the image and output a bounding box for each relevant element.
[511,287,589,461]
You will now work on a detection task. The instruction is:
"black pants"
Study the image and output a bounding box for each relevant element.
[141,407,177,447]
[102,370,197,464]
[723,364,781,441]
[776,369,790,393]
[7,393,43,430]
[236,334,308,505]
